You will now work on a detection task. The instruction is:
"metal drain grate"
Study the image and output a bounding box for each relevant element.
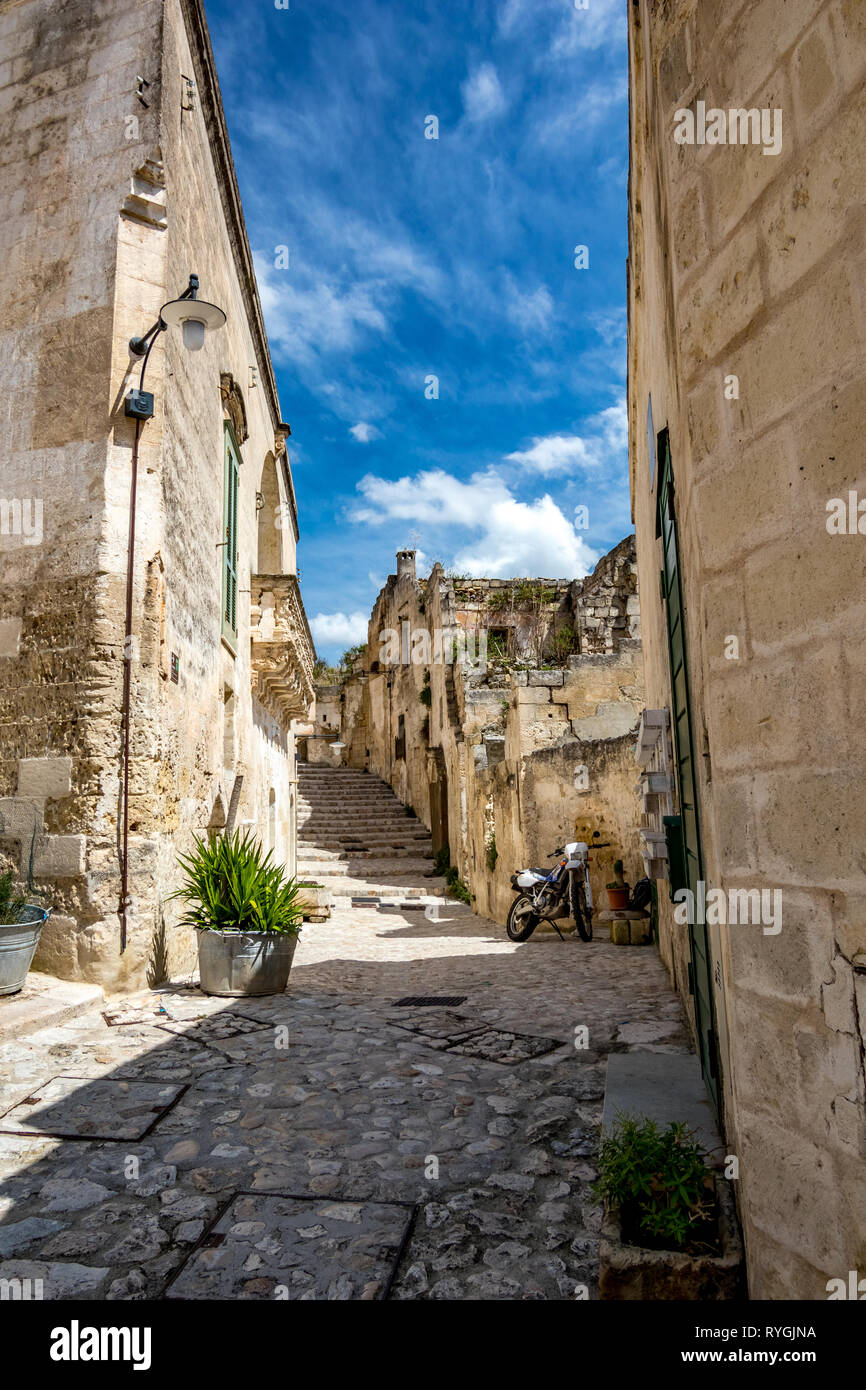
[393,995,467,1007]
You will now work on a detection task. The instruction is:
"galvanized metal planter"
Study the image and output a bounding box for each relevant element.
[196,927,299,997]
[0,907,52,997]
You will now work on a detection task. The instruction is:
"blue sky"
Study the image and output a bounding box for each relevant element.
[204,0,630,662]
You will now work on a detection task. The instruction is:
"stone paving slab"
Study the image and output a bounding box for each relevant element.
[156,1012,273,1041]
[165,1192,415,1300]
[445,1027,563,1064]
[0,1076,186,1141]
[0,973,103,1043]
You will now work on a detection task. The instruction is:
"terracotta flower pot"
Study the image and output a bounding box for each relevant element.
[606,887,630,911]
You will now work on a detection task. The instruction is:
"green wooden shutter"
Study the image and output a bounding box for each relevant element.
[222,424,240,644]
[657,430,720,1117]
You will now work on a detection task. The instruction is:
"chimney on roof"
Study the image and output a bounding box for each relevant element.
[396,549,416,580]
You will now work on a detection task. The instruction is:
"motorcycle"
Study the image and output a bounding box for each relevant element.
[507,835,610,942]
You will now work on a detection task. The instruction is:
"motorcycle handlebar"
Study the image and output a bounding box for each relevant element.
[550,841,612,857]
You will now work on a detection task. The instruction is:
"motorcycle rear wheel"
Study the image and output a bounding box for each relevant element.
[569,877,593,941]
[506,893,539,942]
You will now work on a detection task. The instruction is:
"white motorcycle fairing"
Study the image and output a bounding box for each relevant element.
[516,870,545,889]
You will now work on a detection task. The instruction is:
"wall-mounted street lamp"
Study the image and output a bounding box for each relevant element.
[119,274,226,952]
[125,273,226,419]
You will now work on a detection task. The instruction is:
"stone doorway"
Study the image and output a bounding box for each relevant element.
[429,770,449,859]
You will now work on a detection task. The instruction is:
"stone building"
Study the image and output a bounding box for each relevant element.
[628,0,866,1295]
[313,539,645,923]
[0,0,315,990]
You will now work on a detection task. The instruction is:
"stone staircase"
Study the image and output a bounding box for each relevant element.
[296,764,444,902]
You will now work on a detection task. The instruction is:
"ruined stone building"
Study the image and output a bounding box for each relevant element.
[628,0,866,1295]
[0,0,315,990]
[309,538,645,924]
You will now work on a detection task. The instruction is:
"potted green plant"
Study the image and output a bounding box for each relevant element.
[605,859,630,911]
[171,830,303,997]
[0,869,52,997]
[595,1116,744,1299]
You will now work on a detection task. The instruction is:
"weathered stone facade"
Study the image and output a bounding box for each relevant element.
[628,0,866,1296]
[315,539,645,923]
[0,0,314,989]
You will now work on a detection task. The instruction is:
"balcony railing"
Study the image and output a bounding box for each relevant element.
[250,574,316,727]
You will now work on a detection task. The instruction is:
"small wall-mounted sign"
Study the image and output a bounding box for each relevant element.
[170,653,179,684]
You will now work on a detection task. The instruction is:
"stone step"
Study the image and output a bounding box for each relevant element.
[0,973,104,1044]
[297,823,430,837]
[298,812,424,822]
[298,834,429,846]
[298,845,433,861]
[308,836,433,847]
[299,811,409,817]
[298,789,393,798]
[297,799,418,810]
[297,859,439,878]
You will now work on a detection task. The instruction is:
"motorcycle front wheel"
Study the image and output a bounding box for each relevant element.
[506,893,539,942]
[569,876,593,941]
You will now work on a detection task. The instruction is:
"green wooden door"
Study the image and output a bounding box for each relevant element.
[222,423,240,646]
[658,432,720,1115]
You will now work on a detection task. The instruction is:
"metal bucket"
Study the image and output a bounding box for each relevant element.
[196,928,298,997]
[0,907,51,996]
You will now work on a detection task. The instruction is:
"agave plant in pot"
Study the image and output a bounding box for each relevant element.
[171,830,303,997]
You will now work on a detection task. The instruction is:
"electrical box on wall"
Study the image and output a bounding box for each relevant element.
[125,389,154,420]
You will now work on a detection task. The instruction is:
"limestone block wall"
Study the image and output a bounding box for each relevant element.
[329,542,645,924]
[0,0,309,989]
[469,736,646,928]
[628,0,866,1297]
[306,684,343,764]
[0,0,167,979]
[468,652,645,925]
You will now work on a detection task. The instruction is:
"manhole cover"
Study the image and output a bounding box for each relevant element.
[0,1076,186,1140]
[164,1192,415,1300]
[394,996,467,1007]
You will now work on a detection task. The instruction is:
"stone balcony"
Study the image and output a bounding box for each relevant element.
[250,574,316,727]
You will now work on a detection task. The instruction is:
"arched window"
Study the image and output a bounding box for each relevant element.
[257,452,282,573]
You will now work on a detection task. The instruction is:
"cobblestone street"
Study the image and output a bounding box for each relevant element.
[0,884,690,1300]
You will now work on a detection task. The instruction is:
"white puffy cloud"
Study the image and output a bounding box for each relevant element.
[462,63,507,122]
[506,397,627,476]
[309,610,369,649]
[350,421,381,443]
[505,433,597,474]
[350,468,597,580]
